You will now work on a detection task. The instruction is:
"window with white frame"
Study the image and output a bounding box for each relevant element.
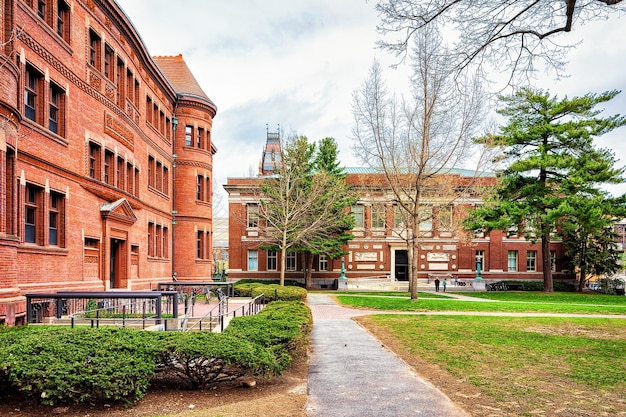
[419,206,432,231]
[508,250,518,272]
[475,250,485,270]
[371,204,385,229]
[267,250,277,271]
[352,204,364,229]
[319,254,328,271]
[527,250,537,271]
[393,205,404,227]
[247,204,259,228]
[550,250,556,272]
[438,205,453,231]
[248,250,258,271]
[286,252,296,271]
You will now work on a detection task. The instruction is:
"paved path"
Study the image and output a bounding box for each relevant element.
[305,293,470,417]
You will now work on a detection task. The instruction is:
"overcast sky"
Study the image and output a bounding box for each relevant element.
[115,1,626,199]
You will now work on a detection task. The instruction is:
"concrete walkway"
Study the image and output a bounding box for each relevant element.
[305,293,470,417]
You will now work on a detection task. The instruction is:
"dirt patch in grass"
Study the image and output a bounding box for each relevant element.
[0,352,309,417]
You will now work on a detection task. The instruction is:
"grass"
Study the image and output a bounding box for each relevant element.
[335,291,626,314]
[358,314,626,415]
[336,291,626,415]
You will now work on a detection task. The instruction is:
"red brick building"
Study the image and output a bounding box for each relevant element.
[225,135,574,287]
[0,0,216,325]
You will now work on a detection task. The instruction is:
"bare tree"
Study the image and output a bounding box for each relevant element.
[352,26,492,299]
[258,135,351,286]
[375,0,625,86]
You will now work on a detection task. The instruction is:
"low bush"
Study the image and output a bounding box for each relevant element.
[224,301,312,370]
[234,280,307,301]
[155,332,280,389]
[0,300,311,407]
[0,327,160,406]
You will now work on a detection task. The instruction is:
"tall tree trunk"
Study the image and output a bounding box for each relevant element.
[541,232,553,292]
[305,252,314,289]
[410,238,419,300]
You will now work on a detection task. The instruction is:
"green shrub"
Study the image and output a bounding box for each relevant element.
[250,284,307,302]
[155,332,280,389]
[224,301,312,370]
[0,327,161,406]
[0,301,313,407]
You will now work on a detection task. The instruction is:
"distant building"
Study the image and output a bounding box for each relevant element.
[224,134,575,287]
[0,1,216,325]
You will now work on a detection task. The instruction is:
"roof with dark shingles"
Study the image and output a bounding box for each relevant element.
[153,54,214,105]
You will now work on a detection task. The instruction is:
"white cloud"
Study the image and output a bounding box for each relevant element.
[116,0,626,197]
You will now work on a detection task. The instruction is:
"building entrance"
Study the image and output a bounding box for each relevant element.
[395,250,408,281]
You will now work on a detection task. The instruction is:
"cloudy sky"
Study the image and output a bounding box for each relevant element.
[115,1,626,200]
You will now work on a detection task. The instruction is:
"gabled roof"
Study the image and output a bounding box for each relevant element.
[153,54,215,106]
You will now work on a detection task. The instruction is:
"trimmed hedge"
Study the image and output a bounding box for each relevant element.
[0,326,160,406]
[491,280,576,292]
[0,300,311,407]
[234,280,307,301]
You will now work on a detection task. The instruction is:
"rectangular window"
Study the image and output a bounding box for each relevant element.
[248,250,258,271]
[196,175,203,200]
[286,252,296,271]
[126,162,134,194]
[475,250,485,271]
[197,127,203,148]
[57,0,70,42]
[49,192,59,246]
[37,0,46,19]
[185,125,193,146]
[319,254,328,271]
[550,250,556,272]
[148,155,155,188]
[49,82,64,136]
[148,222,155,257]
[267,250,277,271]
[104,150,114,185]
[146,96,152,124]
[419,206,433,231]
[393,205,404,227]
[527,250,537,272]
[88,142,101,180]
[104,45,114,81]
[371,204,385,229]
[247,204,259,228]
[89,29,101,70]
[117,156,125,190]
[163,166,169,195]
[25,184,39,243]
[438,205,453,231]
[116,58,125,106]
[25,65,42,123]
[352,205,364,229]
[155,160,163,192]
[508,250,518,272]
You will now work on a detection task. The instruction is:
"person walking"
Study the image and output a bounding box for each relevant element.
[454,276,459,287]
[442,278,447,292]
[434,278,440,292]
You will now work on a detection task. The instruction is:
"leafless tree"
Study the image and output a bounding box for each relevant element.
[375,0,625,86]
[352,26,493,299]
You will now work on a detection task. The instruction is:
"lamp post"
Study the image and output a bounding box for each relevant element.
[475,260,483,280]
[337,257,347,290]
[339,257,346,280]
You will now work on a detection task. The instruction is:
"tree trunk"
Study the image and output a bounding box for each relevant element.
[305,252,314,289]
[409,239,419,300]
[541,232,553,292]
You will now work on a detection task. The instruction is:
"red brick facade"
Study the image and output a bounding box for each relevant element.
[225,157,574,287]
[0,0,216,325]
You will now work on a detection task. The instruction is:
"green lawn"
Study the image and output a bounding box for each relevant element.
[335,291,626,314]
[335,291,626,415]
[359,314,626,416]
